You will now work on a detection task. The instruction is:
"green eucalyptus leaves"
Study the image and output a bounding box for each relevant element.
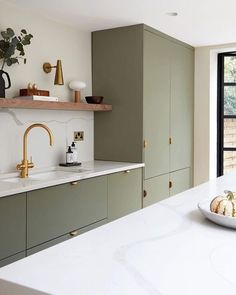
[0,28,33,70]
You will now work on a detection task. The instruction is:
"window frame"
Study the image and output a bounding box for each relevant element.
[217,51,236,176]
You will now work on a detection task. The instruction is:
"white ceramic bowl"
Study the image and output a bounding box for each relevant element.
[198,199,236,229]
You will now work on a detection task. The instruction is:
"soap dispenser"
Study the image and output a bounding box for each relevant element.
[71,142,78,163]
[66,146,74,164]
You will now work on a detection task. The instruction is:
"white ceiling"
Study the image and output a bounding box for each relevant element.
[4,0,236,47]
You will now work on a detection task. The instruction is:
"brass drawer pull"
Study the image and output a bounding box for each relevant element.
[144,140,148,148]
[70,181,78,185]
[70,230,79,237]
[124,170,131,173]
[143,190,147,198]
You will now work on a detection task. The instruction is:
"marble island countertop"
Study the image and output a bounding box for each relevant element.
[1,172,236,294]
[0,160,144,198]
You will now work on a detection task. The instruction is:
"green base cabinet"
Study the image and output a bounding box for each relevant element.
[0,193,26,261]
[170,168,192,197]
[143,168,192,207]
[108,168,142,221]
[0,252,25,268]
[27,219,107,256]
[0,168,142,267]
[27,176,107,248]
[143,174,169,208]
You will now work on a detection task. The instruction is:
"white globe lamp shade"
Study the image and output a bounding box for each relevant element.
[69,81,86,91]
[69,81,86,102]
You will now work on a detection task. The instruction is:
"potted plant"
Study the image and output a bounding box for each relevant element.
[0,27,33,98]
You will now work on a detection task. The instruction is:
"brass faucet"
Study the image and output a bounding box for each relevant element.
[16,123,54,178]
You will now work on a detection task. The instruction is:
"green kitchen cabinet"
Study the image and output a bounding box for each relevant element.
[0,251,25,268]
[93,26,143,164]
[170,43,194,172]
[0,193,26,261]
[143,174,170,208]
[107,168,142,221]
[93,24,194,204]
[27,176,107,248]
[0,168,143,267]
[143,31,171,178]
[169,168,192,197]
[143,168,192,207]
[27,219,107,256]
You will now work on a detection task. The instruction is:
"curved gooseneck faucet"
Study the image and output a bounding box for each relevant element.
[16,123,54,178]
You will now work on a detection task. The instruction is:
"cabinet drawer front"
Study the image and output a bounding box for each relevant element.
[0,251,25,268]
[143,174,169,207]
[27,219,107,256]
[27,235,70,256]
[0,194,26,260]
[27,176,107,248]
[169,168,192,196]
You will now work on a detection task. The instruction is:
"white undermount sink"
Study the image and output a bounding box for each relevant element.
[2,168,88,183]
[2,177,36,184]
[30,170,76,181]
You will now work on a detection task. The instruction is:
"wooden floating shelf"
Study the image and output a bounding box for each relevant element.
[0,98,112,112]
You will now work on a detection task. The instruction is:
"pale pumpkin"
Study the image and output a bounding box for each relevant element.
[210,190,236,217]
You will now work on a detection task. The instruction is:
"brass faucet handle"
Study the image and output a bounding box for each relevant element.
[28,157,34,169]
[16,161,25,171]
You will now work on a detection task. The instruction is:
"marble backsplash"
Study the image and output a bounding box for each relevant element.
[0,108,93,174]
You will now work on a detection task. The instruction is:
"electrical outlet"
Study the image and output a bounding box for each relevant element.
[74,131,84,141]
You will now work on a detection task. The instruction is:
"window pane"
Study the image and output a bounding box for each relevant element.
[224,56,236,82]
[224,151,236,174]
[224,118,236,147]
[224,86,236,115]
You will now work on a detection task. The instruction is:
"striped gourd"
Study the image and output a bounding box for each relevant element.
[210,190,236,217]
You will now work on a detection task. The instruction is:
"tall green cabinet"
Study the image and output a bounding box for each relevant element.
[93,24,194,206]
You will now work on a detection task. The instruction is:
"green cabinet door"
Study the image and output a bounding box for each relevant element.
[170,43,194,172]
[143,30,171,179]
[0,193,26,260]
[93,25,143,163]
[108,168,142,221]
[143,174,170,207]
[27,176,107,248]
[169,168,191,197]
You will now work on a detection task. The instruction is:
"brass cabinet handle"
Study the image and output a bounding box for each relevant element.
[70,181,78,185]
[124,170,131,173]
[144,140,148,148]
[143,190,147,198]
[169,181,173,188]
[69,230,79,237]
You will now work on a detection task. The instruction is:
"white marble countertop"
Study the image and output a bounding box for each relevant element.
[0,160,144,198]
[1,172,236,294]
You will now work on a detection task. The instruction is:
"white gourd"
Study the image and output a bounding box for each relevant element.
[210,190,236,217]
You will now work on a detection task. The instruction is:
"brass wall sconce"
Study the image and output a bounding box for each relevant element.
[43,60,64,85]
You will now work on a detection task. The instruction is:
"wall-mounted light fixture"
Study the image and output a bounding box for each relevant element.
[43,60,64,85]
[69,80,86,103]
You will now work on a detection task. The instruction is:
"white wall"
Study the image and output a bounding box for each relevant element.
[0,1,93,173]
[194,43,236,185]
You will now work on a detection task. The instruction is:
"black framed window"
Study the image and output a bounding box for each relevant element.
[217,52,236,176]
